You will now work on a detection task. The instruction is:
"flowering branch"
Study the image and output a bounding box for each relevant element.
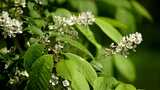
[105,32,143,57]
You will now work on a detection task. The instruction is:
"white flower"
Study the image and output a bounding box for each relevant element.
[78,11,95,25]
[64,15,77,26]
[62,80,70,87]
[49,73,59,86]
[0,11,23,38]
[105,32,143,57]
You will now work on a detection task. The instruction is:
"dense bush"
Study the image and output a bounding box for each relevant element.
[0,0,151,90]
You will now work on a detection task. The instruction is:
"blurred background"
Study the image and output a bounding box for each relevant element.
[130,0,160,90]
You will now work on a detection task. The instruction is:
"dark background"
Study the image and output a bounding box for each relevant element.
[132,0,160,90]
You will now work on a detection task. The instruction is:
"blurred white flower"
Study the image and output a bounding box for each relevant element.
[62,80,70,87]
[49,73,59,86]
[105,32,143,57]
[77,12,95,25]
[0,11,23,38]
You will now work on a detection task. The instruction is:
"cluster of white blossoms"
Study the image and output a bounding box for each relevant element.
[49,73,59,86]
[9,67,29,85]
[49,73,71,90]
[0,11,23,38]
[14,0,26,8]
[48,12,95,36]
[105,32,143,57]
[52,11,95,28]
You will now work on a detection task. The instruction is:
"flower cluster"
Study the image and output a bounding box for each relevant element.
[105,32,143,57]
[0,11,23,38]
[14,0,26,8]
[52,11,95,28]
[49,73,71,90]
[49,73,59,86]
[48,12,95,37]
[8,67,29,85]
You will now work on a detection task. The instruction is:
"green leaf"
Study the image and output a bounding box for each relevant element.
[64,53,97,86]
[77,25,101,50]
[102,0,131,9]
[26,55,53,90]
[131,1,152,21]
[114,54,136,81]
[101,17,128,31]
[94,77,119,90]
[56,59,90,90]
[33,19,46,28]
[116,8,136,33]
[95,17,122,43]
[57,36,94,59]
[54,8,72,17]
[27,2,41,18]
[27,25,43,36]
[115,83,136,90]
[68,0,97,15]
[24,43,44,71]
[95,48,113,76]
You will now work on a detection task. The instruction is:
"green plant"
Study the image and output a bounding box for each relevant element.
[0,0,151,90]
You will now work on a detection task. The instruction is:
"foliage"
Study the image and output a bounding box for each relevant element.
[0,0,151,90]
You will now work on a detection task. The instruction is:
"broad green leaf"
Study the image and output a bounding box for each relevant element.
[57,36,94,59]
[33,19,46,28]
[54,8,72,17]
[115,83,136,90]
[131,1,152,21]
[95,48,113,76]
[27,25,43,36]
[101,17,128,31]
[116,8,136,33]
[95,17,122,43]
[56,59,90,90]
[114,54,136,81]
[26,55,53,90]
[94,77,119,90]
[77,25,101,50]
[24,43,44,71]
[68,0,97,15]
[64,53,97,86]
[102,0,131,9]
[27,2,41,18]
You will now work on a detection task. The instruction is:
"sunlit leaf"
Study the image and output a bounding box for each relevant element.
[56,59,90,90]
[94,77,119,90]
[26,25,43,36]
[57,36,94,59]
[77,25,101,50]
[54,8,72,17]
[64,53,97,86]
[24,43,44,71]
[33,19,46,28]
[27,2,41,18]
[25,55,53,90]
[95,48,113,76]
[101,17,128,31]
[115,83,136,90]
[95,17,122,43]
[114,54,136,81]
